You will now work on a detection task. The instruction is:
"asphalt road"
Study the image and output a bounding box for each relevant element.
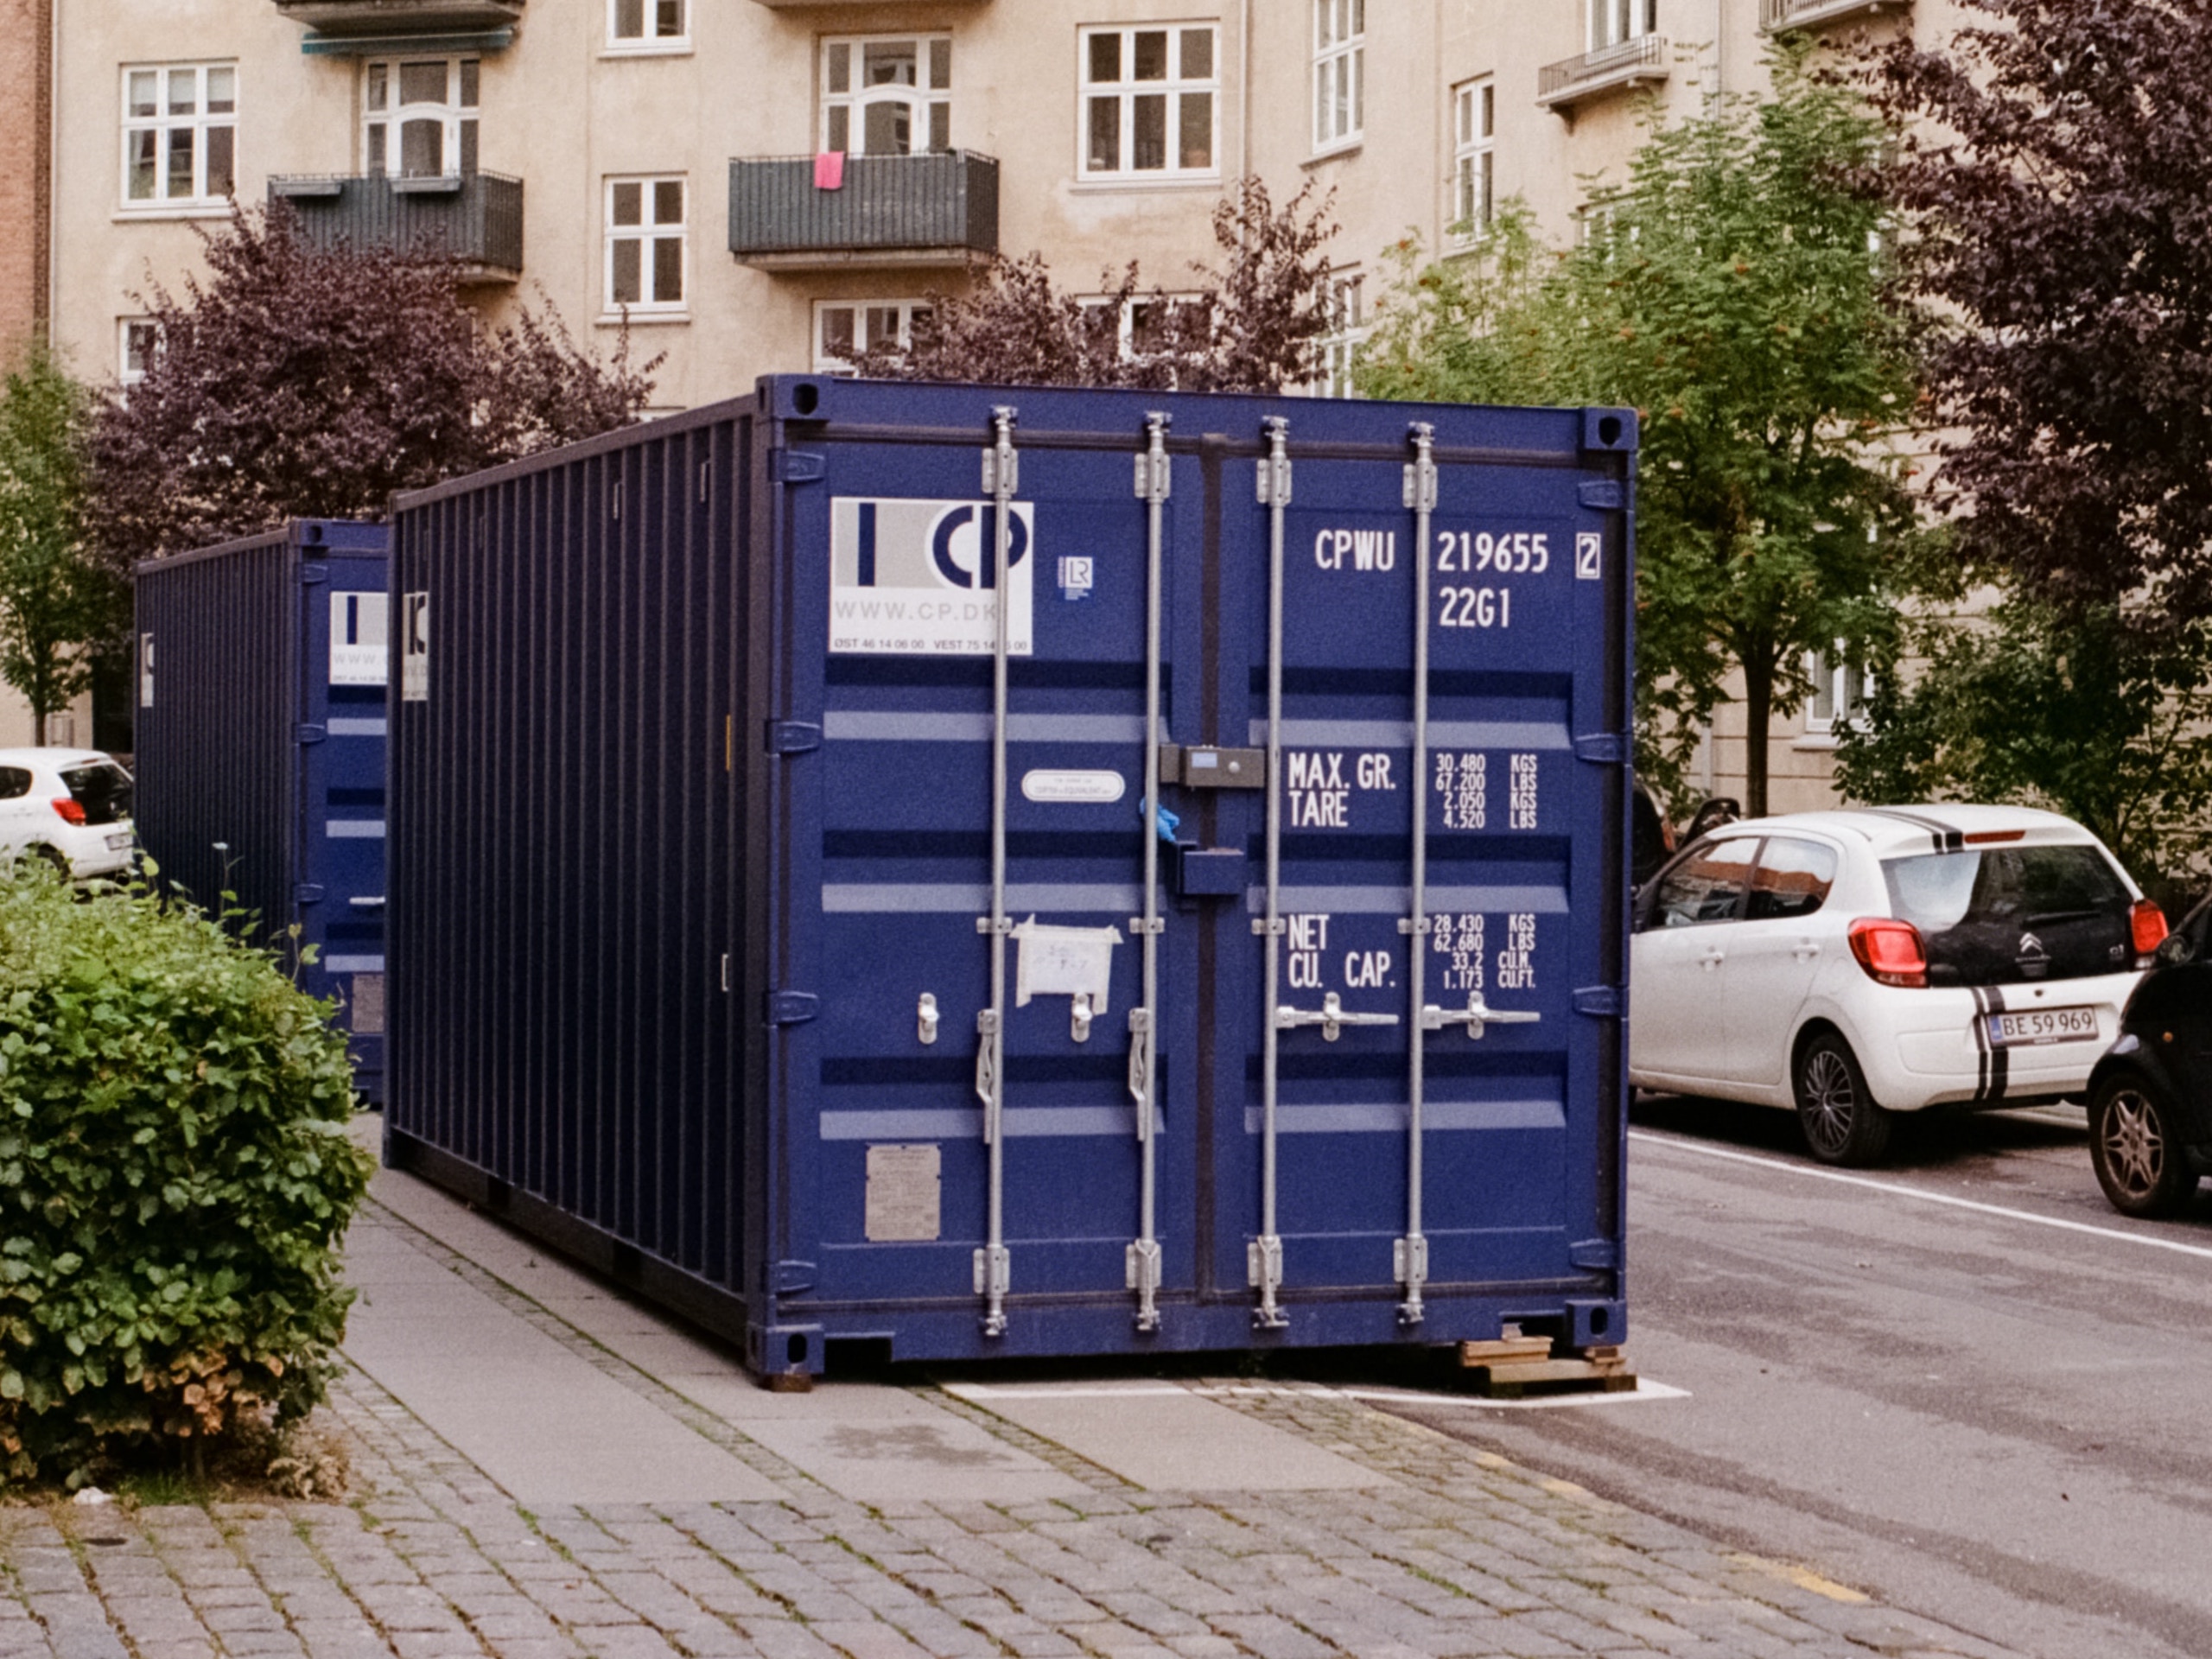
[1382,1095,2212,1659]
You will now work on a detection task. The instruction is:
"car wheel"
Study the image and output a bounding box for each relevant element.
[2088,1075,2200,1219]
[1793,1032,1893,1166]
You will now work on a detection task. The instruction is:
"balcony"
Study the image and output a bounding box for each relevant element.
[267,172,524,283]
[273,0,522,53]
[1761,0,1909,29]
[1537,35,1669,118]
[728,151,999,271]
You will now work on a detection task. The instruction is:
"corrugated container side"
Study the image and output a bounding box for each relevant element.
[389,411,753,1325]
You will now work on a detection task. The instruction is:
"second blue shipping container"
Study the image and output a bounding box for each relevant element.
[134,519,391,1103]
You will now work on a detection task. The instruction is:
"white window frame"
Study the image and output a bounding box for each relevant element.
[1077,293,1205,364]
[364,57,479,179]
[607,0,689,52]
[1451,78,1494,244]
[1587,0,1656,51]
[1317,270,1366,398]
[118,319,162,393]
[603,175,689,318]
[1077,23,1219,183]
[821,35,953,157]
[813,299,930,372]
[1312,0,1364,156]
[1803,643,1873,736]
[121,62,237,211]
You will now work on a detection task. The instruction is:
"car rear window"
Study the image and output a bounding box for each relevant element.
[0,766,28,801]
[59,762,132,827]
[1649,838,1757,927]
[1882,843,2133,985]
[1746,836,1839,921]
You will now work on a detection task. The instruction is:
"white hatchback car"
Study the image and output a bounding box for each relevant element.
[1630,805,2164,1165]
[0,747,137,881]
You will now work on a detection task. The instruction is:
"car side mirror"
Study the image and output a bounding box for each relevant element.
[2156,931,2197,968]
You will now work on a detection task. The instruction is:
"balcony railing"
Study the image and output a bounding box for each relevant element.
[728,150,999,270]
[273,0,523,33]
[1538,35,1670,114]
[267,172,524,282]
[1761,0,1908,29]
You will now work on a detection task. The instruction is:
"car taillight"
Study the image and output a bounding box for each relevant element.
[49,798,84,826]
[2131,899,2168,956]
[1848,917,1929,988]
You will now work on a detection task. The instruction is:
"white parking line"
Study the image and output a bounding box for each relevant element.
[1630,1129,2212,1262]
[944,1380,1691,1410]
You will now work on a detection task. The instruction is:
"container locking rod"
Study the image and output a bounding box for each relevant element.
[1255,415,1293,1332]
[975,405,1019,1341]
[1399,422,1440,1328]
[1130,411,1172,1333]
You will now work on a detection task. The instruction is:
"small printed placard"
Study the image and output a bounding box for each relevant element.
[331,591,390,686]
[1013,918,1122,1011]
[1021,769,1125,805]
[865,1143,941,1243]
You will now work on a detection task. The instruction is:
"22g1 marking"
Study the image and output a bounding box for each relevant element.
[1438,586,1510,628]
[1438,531,1548,575]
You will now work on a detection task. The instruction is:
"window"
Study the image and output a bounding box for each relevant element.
[1077,294,1205,363]
[1588,0,1656,50]
[606,176,686,314]
[815,300,929,372]
[1312,0,1363,153]
[1318,270,1366,397]
[123,63,236,207]
[1650,838,1756,928]
[1451,79,1494,241]
[1080,24,1217,181]
[1745,838,1839,922]
[609,0,686,48]
[365,58,478,177]
[1805,645,1872,734]
[119,320,161,389]
[822,36,951,156]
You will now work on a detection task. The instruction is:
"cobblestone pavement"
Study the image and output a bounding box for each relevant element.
[0,1193,2035,1659]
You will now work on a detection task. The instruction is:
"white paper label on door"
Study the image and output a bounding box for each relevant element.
[331,591,390,686]
[829,497,1034,657]
[1013,918,1122,1011]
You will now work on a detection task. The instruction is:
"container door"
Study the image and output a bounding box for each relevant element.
[1233,422,1618,1331]
[784,417,1198,1339]
[302,565,391,1104]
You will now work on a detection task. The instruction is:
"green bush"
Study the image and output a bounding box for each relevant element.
[0,865,370,1486]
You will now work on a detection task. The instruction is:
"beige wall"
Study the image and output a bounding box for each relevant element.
[43,0,1960,781]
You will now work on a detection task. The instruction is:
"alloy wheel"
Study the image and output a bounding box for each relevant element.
[1800,1046,1857,1160]
[2100,1087,2166,1202]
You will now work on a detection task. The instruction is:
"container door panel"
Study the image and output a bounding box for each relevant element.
[791,436,1194,1311]
[1232,448,1612,1303]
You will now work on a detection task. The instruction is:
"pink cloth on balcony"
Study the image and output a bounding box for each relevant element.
[814,151,846,190]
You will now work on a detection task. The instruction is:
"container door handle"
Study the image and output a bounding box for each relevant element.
[1421,993,1540,1040]
[1276,992,1402,1042]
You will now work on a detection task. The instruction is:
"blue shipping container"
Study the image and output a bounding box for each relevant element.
[388,377,1635,1381]
[134,520,391,1104]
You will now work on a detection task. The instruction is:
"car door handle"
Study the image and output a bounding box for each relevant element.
[1698,950,1726,969]
[1793,943,1821,961]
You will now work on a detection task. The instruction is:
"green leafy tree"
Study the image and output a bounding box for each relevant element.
[1835,599,2212,893]
[1363,47,1925,816]
[0,344,124,742]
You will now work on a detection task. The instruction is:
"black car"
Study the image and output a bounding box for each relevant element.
[2086,896,2212,1217]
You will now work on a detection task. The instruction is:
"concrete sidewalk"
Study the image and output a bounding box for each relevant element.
[0,1149,2033,1659]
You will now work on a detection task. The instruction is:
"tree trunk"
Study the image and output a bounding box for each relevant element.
[1740,647,1774,820]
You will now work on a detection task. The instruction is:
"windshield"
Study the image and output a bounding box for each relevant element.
[60,762,133,827]
[1883,843,2133,986]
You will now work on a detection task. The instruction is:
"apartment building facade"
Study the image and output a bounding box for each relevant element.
[35,0,1945,798]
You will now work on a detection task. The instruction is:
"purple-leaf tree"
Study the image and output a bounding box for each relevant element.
[853,178,1338,392]
[86,206,658,570]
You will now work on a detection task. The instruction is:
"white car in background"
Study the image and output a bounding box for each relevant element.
[1630,805,2164,1166]
[0,747,137,881]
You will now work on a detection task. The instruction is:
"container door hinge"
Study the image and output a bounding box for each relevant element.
[294,883,326,906]
[296,723,327,746]
[766,720,822,755]
[772,1259,817,1294]
[1578,480,1626,512]
[771,449,825,485]
[1573,985,1624,1019]
[298,563,330,586]
[766,990,819,1026]
[1573,733,1624,764]
[1569,1238,1618,1270]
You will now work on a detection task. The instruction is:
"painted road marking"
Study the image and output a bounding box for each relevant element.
[1724,1553,1870,1605]
[1631,1129,2212,1262]
[945,1380,1690,1411]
